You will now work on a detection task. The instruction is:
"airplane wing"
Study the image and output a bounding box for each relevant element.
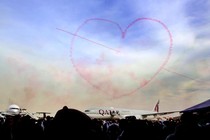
[35,112,51,114]
[0,111,14,116]
[141,110,180,119]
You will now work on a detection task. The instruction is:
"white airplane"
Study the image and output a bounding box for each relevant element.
[0,104,34,118]
[84,100,180,120]
[35,112,51,119]
[0,104,21,116]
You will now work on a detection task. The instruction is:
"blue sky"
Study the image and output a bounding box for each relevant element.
[0,0,210,113]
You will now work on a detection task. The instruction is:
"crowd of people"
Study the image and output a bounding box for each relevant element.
[0,106,210,140]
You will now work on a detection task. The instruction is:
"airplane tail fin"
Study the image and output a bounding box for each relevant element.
[153,100,160,112]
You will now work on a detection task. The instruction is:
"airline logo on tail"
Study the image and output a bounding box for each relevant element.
[153,100,160,112]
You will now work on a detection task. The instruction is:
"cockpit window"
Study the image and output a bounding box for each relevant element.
[10,108,20,110]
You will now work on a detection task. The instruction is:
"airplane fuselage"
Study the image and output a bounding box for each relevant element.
[84,107,157,119]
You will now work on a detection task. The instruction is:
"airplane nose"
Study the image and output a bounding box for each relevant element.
[7,104,21,115]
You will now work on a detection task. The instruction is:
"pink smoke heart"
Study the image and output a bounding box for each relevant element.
[62,18,173,98]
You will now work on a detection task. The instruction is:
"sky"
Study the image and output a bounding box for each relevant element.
[0,0,210,115]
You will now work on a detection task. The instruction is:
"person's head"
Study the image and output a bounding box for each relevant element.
[52,106,95,139]
[180,112,197,124]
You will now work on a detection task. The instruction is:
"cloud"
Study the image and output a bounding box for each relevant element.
[0,0,210,113]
